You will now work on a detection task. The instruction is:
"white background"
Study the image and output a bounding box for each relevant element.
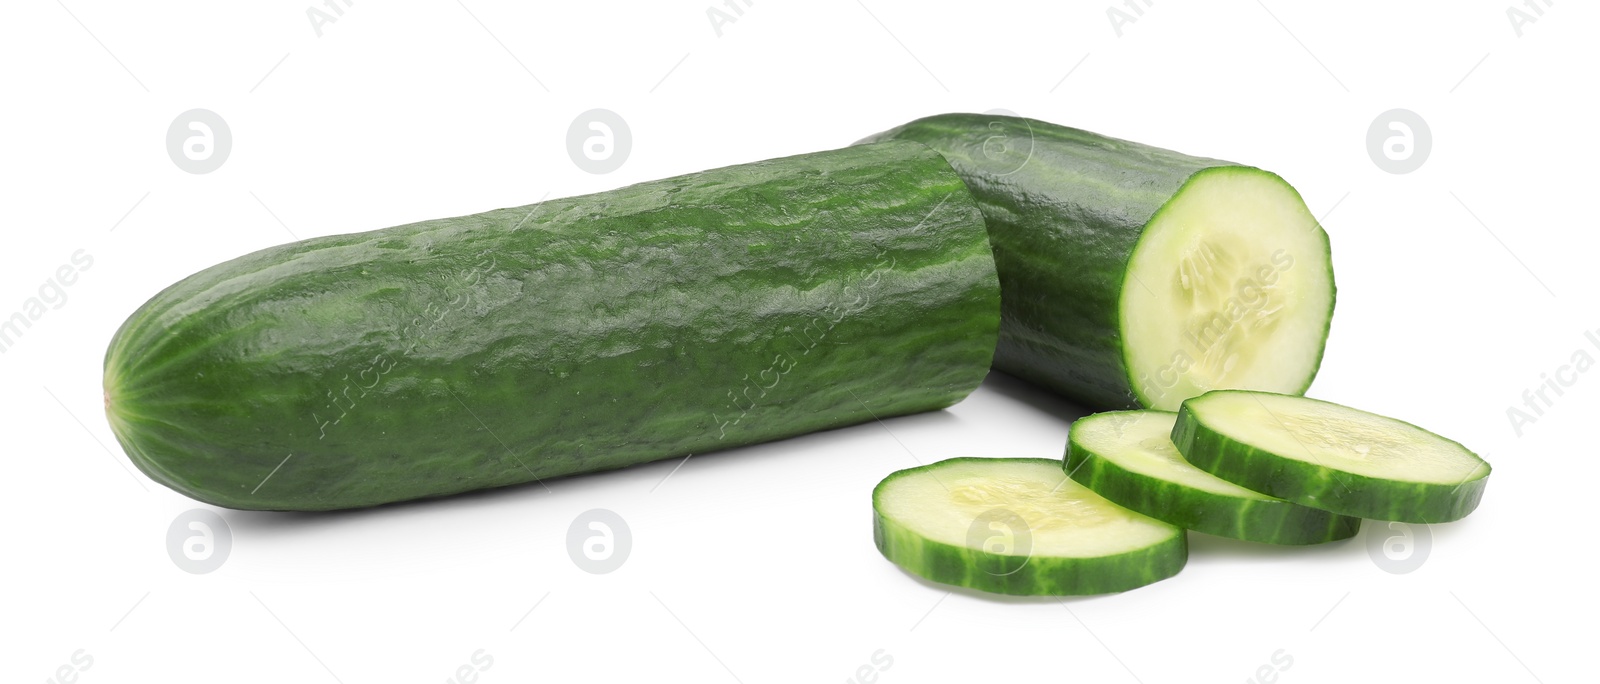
[3,1,1594,682]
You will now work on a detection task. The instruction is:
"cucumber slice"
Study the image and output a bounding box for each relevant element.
[1066,410,1360,544]
[1173,391,1491,523]
[872,458,1186,596]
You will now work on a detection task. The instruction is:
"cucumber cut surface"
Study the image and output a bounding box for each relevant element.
[1067,410,1360,544]
[1173,391,1491,523]
[1121,168,1334,410]
[873,458,1185,596]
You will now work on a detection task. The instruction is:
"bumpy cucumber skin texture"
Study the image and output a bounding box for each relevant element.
[872,458,1187,596]
[105,141,1001,511]
[1065,413,1360,545]
[1172,392,1490,524]
[859,113,1333,410]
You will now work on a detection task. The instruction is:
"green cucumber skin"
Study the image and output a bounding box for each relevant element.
[872,458,1187,596]
[1171,393,1490,524]
[105,141,1002,511]
[858,113,1331,409]
[859,113,1219,408]
[1065,429,1360,545]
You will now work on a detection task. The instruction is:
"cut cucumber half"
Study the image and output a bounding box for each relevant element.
[1173,391,1491,523]
[859,114,1336,411]
[872,458,1186,596]
[1066,410,1360,544]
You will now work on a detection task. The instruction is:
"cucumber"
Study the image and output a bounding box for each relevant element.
[872,457,1186,596]
[104,141,1002,511]
[859,113,1335,411]
[1066,410,1360,544]
[1172,391,1491,523]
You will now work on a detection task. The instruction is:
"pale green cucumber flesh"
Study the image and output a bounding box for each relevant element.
[1173,391,1491,523]
[1121,168,1335,411]
[872,457,1186,596]
[1066,410,1359,544]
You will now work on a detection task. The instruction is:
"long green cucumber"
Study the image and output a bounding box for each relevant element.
[859,113,1335,411]
[1172,391,1491,523]
[1066,410,1360,544]
[104,141,1001,511]
[873,458,1186,596]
